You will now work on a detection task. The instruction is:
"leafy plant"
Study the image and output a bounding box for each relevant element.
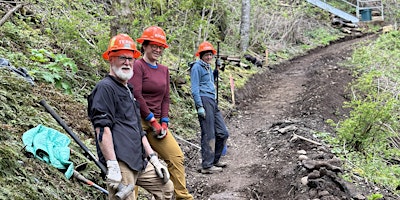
[367,193,383,200]
[30,49,78,94]
[326,31,400,193]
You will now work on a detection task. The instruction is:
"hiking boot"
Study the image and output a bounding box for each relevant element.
[201,166,223,174]
[214,161,227,168]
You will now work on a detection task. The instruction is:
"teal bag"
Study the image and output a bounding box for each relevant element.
[22,124,74,179]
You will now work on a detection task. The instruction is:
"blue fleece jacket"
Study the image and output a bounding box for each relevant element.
[190,59,216,108]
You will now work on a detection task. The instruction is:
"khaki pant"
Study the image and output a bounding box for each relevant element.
[142,119,194,200]
[108,161,174,200]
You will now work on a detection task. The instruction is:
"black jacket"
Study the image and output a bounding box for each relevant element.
[87,75,147,171]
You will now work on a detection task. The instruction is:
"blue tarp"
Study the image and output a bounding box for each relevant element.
[22,124,74,179]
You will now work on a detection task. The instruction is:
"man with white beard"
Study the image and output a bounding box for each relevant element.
[87,34,174,200]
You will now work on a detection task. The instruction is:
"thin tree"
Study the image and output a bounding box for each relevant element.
[110,0,132,37]
[240,0,250,52]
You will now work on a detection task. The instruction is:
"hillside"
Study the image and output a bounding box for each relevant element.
[1,0,399,199]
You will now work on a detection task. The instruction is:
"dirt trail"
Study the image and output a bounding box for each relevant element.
[185,34,386,200]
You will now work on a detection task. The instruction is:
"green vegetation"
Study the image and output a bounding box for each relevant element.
[2,0,397,199]
[324,31,400,194]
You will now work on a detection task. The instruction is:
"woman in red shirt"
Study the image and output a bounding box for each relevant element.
[128,26,193,200]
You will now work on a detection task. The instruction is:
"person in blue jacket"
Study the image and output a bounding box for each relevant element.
[190,41,229,174]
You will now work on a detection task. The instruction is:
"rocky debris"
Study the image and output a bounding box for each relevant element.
[286,122,366,200]
[246,120,368,200]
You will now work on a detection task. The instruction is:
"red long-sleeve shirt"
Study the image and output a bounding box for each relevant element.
[129,58,170,119]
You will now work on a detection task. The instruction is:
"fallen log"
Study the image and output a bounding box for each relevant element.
[226,57,241,63]
[340,27,352,34]
[0,4,23,27]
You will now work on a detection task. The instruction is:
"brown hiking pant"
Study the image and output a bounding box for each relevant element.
[142,119,194,200]
[107,161,174,200]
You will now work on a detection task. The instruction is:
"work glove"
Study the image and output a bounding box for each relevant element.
[197,107,206,119]
[149,117,162,135]
[161,122,168,131]
[106,160,122,190]
[149,154,170,184]
[156,122,168,139]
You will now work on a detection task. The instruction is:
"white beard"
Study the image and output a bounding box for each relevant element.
[112,64,133,81]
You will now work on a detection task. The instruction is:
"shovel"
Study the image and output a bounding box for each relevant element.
[73,170,108,195]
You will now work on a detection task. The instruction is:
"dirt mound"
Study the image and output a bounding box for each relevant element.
[183,34,398,200]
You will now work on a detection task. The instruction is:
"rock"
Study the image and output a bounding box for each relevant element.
[343,181,365,199]
[318,190,330,196]
[301,176,308,185]
[317,146,329,153]
[307,178,323,188]
[269,147,274,151]
[278,124,297,134]
[308,170,321,179]
[299,155,308,161]
[297,150,307,155]
[321,195,338,200]
[327,157,342,167]
[302,159,342,172]
[309,188,318,198]
[302,159,316,169]
[353,194,366,200]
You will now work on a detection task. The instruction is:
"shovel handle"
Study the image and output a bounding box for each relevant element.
[40,99,107,175]
[73,170,108,194]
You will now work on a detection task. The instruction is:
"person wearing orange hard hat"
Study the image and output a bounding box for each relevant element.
[128,26,194,200]
[88,33,174,200]
[190,41,229,174]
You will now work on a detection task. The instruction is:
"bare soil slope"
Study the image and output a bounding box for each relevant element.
[184,34,398,200]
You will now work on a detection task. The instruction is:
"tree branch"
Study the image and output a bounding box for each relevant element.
[0,4,23,27]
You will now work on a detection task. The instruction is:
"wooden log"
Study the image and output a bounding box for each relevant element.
[220,54,240,60]
[239,62,250,69]
[247,49,264,61]
[343,23,357,28]
[383,25,394,33]
[340,27,352,34]
[291,133,322,146]
[226,57,241,63]
[0,4,23,27]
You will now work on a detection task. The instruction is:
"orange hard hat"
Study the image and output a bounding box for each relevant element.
[102,34,141,60]
[136,26,169,48]
[195,41,217,57]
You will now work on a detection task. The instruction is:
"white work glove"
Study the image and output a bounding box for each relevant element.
[149,154,170,184]
[106,160,122,190]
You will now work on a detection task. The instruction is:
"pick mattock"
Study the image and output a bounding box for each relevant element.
[74,169,134,199]
[40,99,134,199]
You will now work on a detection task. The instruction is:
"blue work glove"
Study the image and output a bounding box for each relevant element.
[197,107,206,119]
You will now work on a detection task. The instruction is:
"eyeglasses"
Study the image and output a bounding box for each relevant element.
[113,56,135,63]
[150,44,165,51]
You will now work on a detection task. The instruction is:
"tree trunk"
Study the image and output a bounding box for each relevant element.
[110,0,133,37]
[240,0,250,52]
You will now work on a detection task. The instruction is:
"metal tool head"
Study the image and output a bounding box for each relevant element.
[115,184,134,200]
